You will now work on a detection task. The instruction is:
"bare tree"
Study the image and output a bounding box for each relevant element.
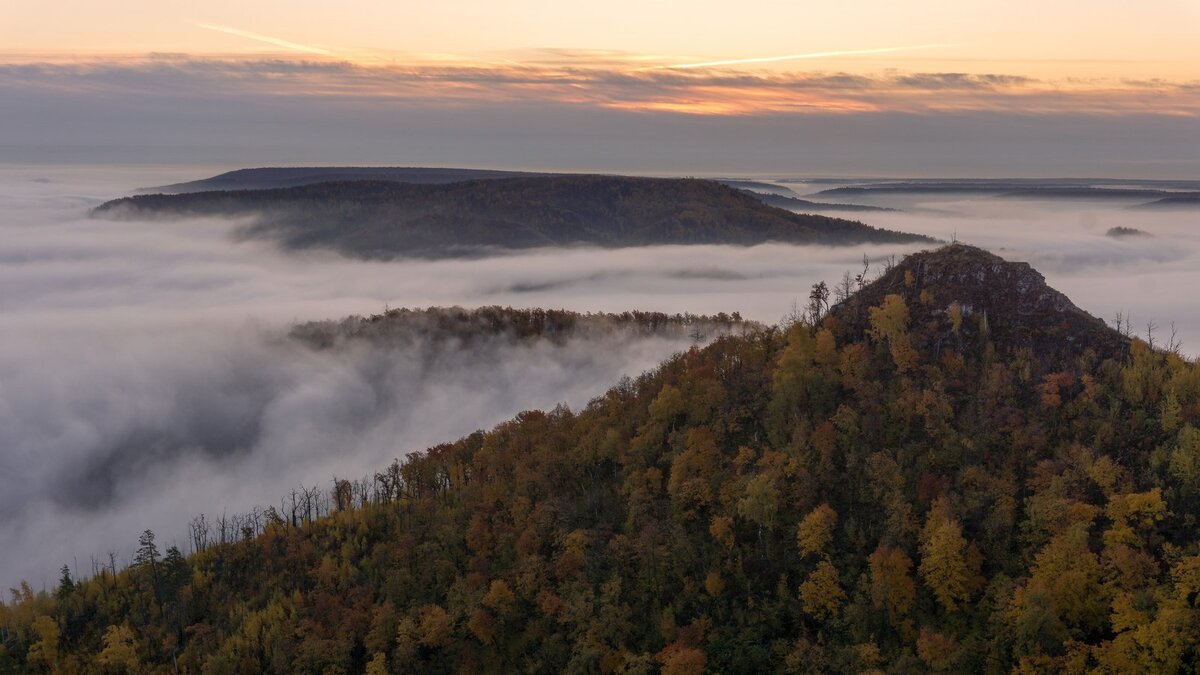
[855,255,872,291]
[1168,322,1183,355]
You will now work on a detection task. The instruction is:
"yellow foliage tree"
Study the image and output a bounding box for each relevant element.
[918,501,973,612]
[482,579,516,617]
[667,427,722,515]
[868,295,918,372]
[868,295,910,343]
[26,615,60,672]
[365,652,389,675]
[96,624,140,673]
[796,503,838,557]
[868,546,916,617]
[799,560,845,619]
[418,604,453,649]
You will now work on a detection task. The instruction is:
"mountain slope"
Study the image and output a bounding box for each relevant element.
[5,246,1198,674]
[94,175,934,259]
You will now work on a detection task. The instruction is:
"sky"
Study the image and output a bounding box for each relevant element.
[2,0,1198,175]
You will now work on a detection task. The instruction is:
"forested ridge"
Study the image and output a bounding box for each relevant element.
[289,306,752,351]
[5,245,1200,673]
[93,176,932,259]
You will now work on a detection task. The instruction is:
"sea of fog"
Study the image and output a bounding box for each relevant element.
[1,166,1197,588]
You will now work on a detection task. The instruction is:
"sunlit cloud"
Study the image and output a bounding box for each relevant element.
[1,55,1197,118]
[191,21,335,56]
[641,44,959,71]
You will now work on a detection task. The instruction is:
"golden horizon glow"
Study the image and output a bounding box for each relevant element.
[3,0,1199,78]
[4,54,1195,119]
[2,0,1198,119]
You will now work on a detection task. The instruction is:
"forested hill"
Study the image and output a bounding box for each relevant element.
[290,305,753,350]
[828,244,1128,365]
[93,176,933,259]
[7,245,1200,673]
[139,167,550,194]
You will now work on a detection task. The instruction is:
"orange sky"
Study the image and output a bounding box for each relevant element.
[4,0,1199,83]
[3,0,1197,173]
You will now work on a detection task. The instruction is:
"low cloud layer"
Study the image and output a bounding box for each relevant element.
[1,167,1198,588]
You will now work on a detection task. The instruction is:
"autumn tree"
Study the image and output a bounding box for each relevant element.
[918,500,974,612]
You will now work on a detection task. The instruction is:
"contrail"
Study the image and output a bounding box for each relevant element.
[642,44,957,70]
[191,21,334,56]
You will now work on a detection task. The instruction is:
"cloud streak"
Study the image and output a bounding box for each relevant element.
[191,21,334,56]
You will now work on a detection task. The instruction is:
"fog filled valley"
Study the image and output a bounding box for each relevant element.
[2,166,1198,591]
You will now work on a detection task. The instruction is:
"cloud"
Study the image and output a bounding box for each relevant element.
[645,44,960,70]
[1,56,1196,117]
[190,21,335,56]
[1,55,1196,174]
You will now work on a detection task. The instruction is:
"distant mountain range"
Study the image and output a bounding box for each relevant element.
[96,174,934,259]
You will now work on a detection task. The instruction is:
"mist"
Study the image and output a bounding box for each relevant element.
[2,165,1198,589]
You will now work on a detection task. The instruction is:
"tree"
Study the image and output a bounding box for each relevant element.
[738,474,781,533]
[365,652,389,675]
[96,624,141,673]
[26,615,60,672]
[867,295,918,371]
[796,504,838,557]
[418,605,453,649]
[667,427,722,515]
[657,642,706,675]
[807,281,830,325]
[868,546,916,618]
[918,502,973,612]
[134,529,159,568]
[867,294,909,343]
[799,560,845,620]
[481,579,516,617]
[55,565,74,601]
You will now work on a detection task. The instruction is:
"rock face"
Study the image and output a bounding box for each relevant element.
[831,244,1128,363]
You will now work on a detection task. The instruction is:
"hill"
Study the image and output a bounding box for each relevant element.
[93,176,934,259]
[753,192,895,213]
[1134,193,1200,209]
[138,167,551,194]
[828,244,1128,364]
[290,305,755,351]
[5,246,1200,674]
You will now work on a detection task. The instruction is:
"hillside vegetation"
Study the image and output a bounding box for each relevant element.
[94,176,933,259]
[5,246,1200,674]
